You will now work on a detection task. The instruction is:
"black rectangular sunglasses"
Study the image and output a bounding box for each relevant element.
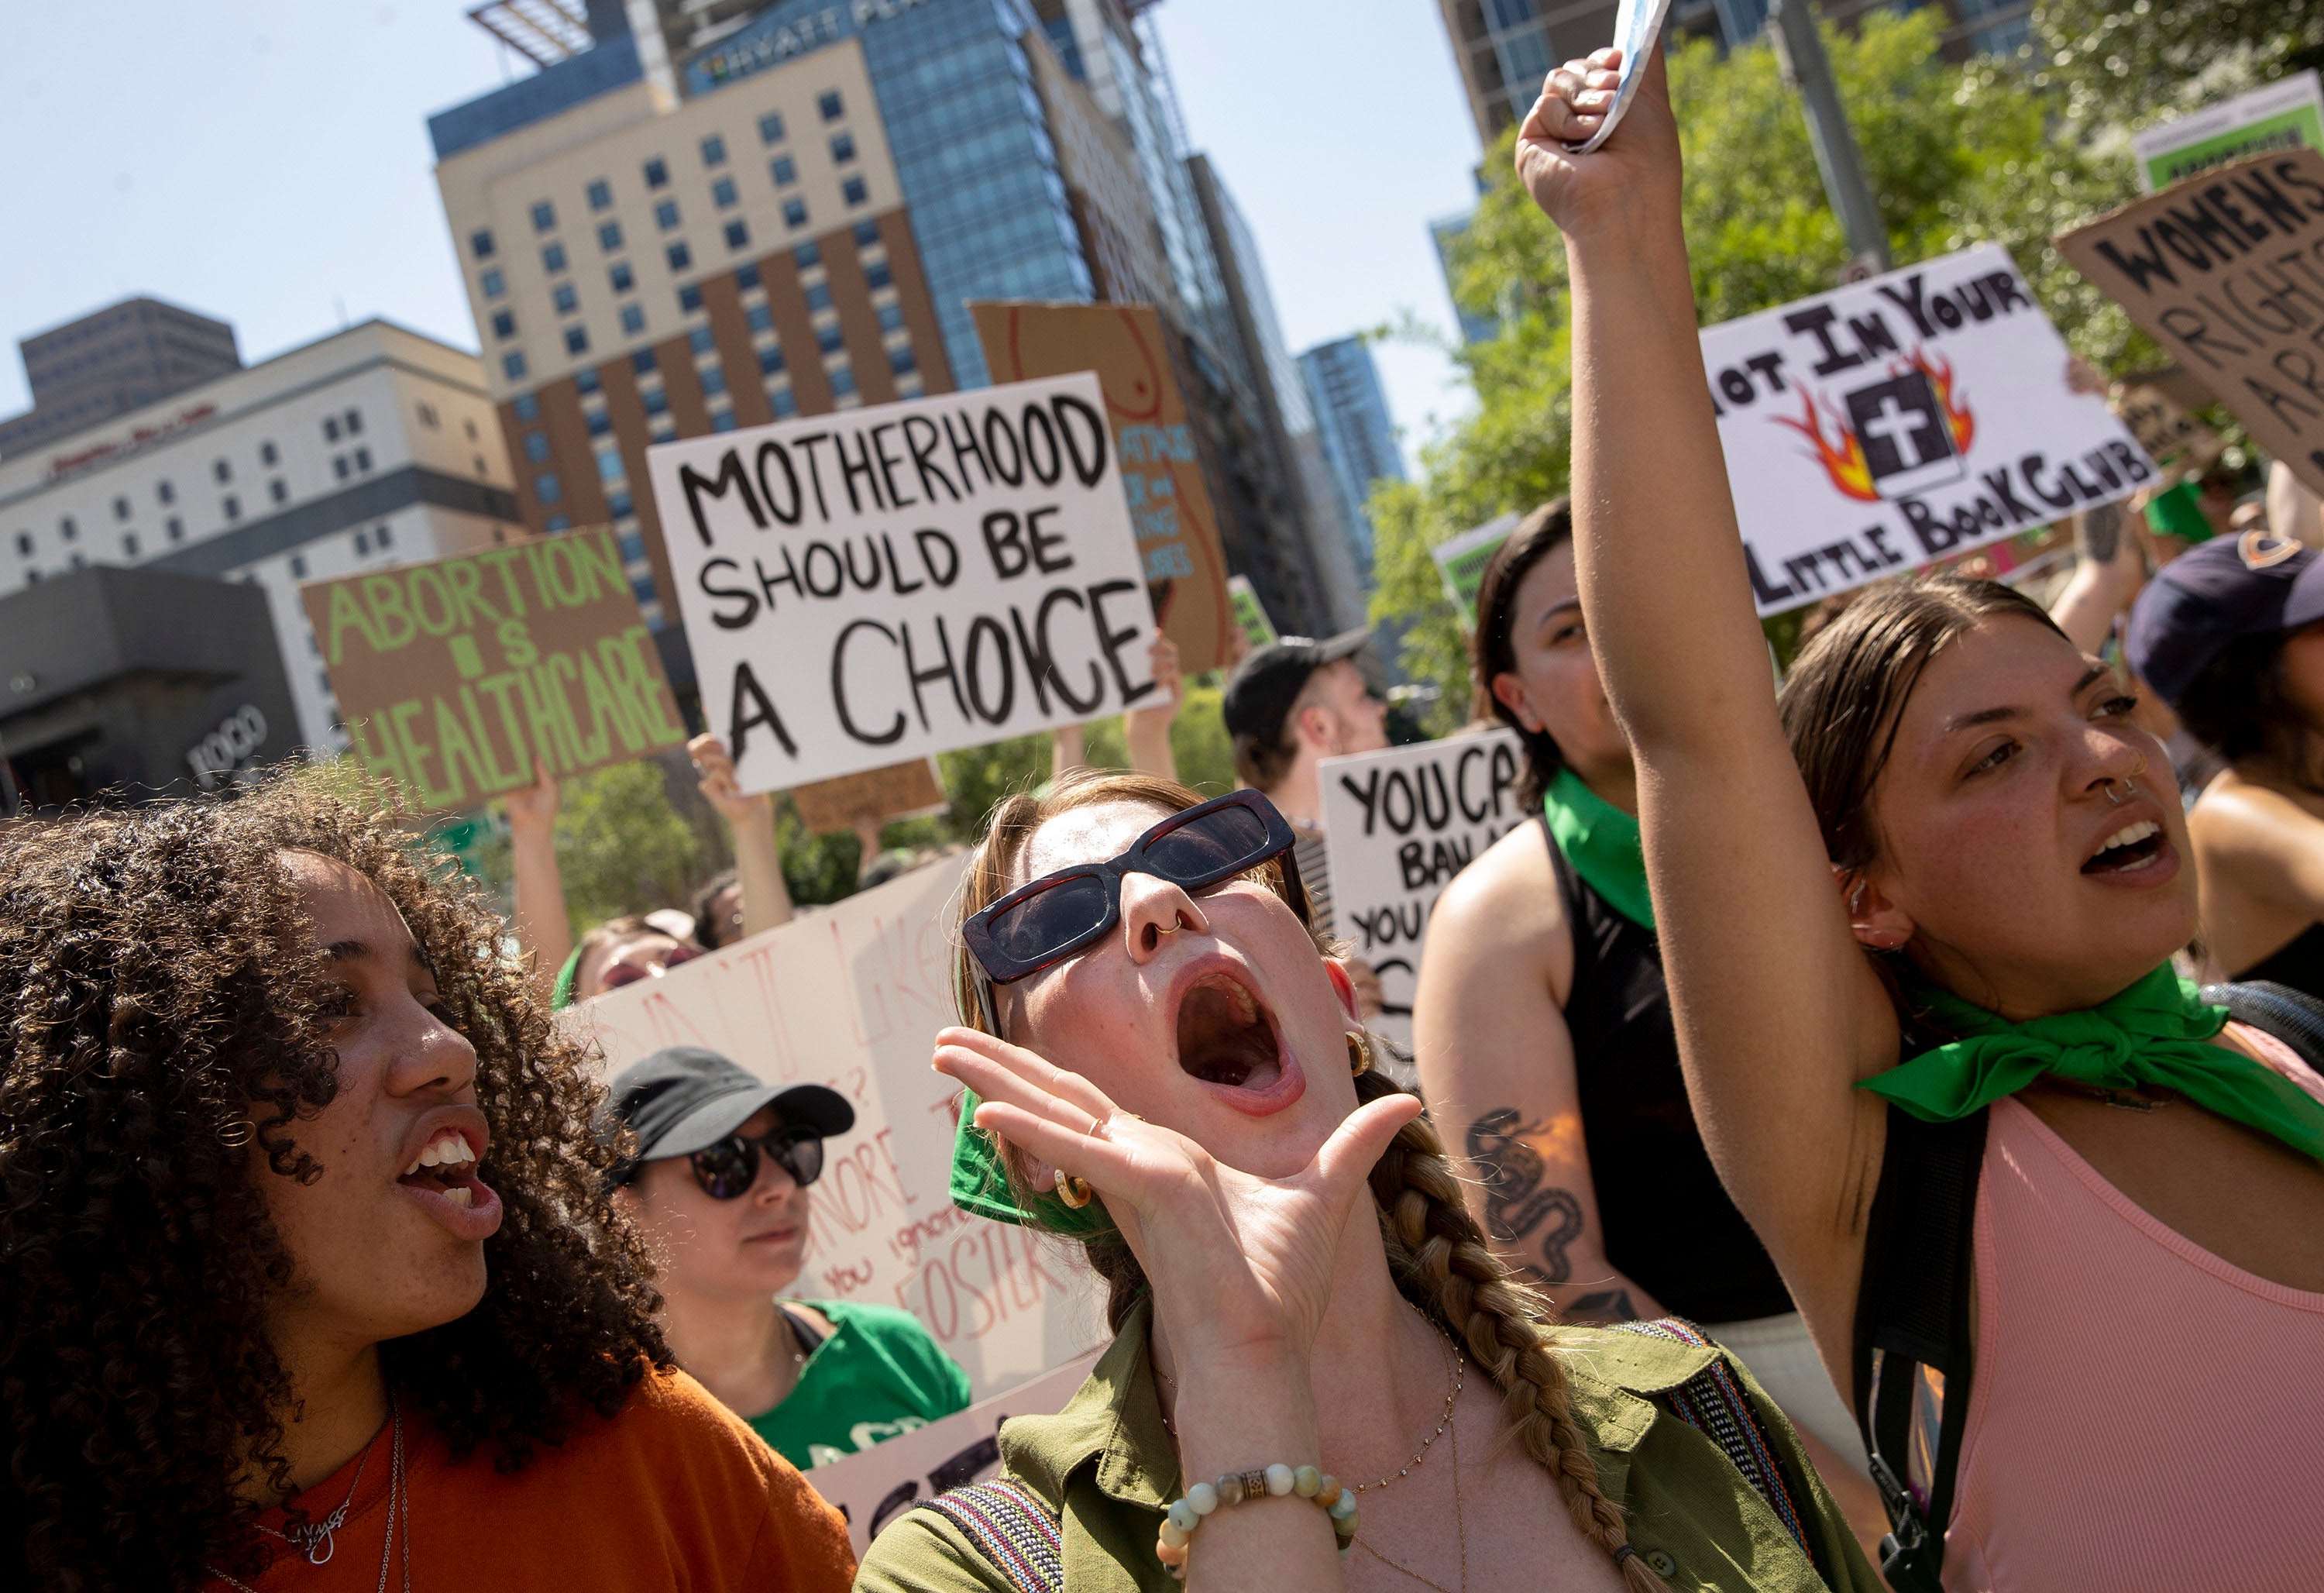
[962,789,1307,1027]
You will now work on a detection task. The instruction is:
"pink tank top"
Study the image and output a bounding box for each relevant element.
[1944,1032,2324,1591]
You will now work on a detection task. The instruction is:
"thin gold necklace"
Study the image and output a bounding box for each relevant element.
[1353,1392,1466,1593]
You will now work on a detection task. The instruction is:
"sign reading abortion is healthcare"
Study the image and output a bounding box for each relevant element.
[1701,243,2153,615]
[301,531,688,813]
[1318,730,1528,1046]
[646,373,1158,793]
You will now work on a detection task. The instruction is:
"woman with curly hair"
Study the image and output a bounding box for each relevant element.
[0,778,854,1592]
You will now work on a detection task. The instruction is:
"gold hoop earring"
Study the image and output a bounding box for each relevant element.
[1346,1030,1373,1077]
[1054,1173,1093,1209]
[218,1120,255,1148]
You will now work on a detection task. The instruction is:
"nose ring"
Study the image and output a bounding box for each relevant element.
[2105,778,2133,807]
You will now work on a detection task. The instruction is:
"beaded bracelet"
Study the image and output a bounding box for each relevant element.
[1153,1463,1358,1578]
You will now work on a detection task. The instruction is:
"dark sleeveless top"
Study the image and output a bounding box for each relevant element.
[2237,921,2324,1004]
[1544,817,1794,1323]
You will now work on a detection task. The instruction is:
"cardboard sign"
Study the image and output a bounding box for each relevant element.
[2133,71,2324,192]
[301,531,687,812]
[2115,383,2225,472]
[576,854,1105,1399]
[1432,513,1518,628]
[2058,150,2324,497]
[806,1350,1098,1555]
[1317,731,1528,1045]
[644,374,1159,793]
[970,301,1235,674]
[791,758,948,834]
[1700,243,2154,616]
[1227,574,1277,649]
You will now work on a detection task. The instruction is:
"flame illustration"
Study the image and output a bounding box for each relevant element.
[1772,347,1976,502]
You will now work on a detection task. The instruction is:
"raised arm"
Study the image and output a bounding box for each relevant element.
[1124,636,1183,782]
[504,759,572,1006]
[2048,502,2145,655]
[689,733,794,938]
[1520,50,1897,1358]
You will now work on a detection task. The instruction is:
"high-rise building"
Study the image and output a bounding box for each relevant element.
[1429,208,1502,347]
[1437,0,1613,146]
[0,298,242,461]
[0,318,524,754]
[1298,337,1404,577]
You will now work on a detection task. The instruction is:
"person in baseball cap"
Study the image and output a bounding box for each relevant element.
[2125,526,2324,999]
[607,1048,968,1471]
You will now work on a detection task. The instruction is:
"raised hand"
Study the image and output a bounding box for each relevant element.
[933,1026,1422,1365]
[504,757,559,834]
[687,732,770,827]
[1513,46,1682,240]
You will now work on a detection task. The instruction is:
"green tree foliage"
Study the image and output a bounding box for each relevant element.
[1373,12,2136,714]
[2031,0,2324,126]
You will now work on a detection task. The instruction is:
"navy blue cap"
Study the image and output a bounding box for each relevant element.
[1222,628,1373,744]
[607,1046,854,1163]
[2126,531,2324,707]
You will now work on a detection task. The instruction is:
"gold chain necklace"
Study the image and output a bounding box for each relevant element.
[1353,1390,1467,1593]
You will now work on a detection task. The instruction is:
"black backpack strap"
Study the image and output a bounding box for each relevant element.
[2200,979,2324,1075]
[912,1480,1064,1593]
[1852,1104,1987,1593]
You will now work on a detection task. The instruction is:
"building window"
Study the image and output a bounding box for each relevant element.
[587,178,613,211]
[356,530,370,556]
[620,304,646,335]
[493,309,517,339]
[260,440,280,466]
[632,349,658,376]
[610,261,635,293]
[689,326,716,355]
[552,282,579,315]
[619,529,645,561]
[513,392,540,421]
[545,514,571,532]
[535,473,562,504]
[223,495,242,520]
[854,219,881,247]
[324,416,341,441]
[678,283,703,313]
[213,459,232,483]
[700,133,727,167]
[758,111,786,143]
[156,479,176,504]
[482,267,506,298]
[354,448,371,472]
[758,344,785,374]
[377,522,393,547]
[112,494,131,520]
[655,198,681,231]
[700,366,728,397]
[542,242,569,274]
[643,387,669,416]
[470,228,496,259]
[12,532,30,556]
[794,240,820,268]
[69,553,85,570]
[123,532,140,558]
[59,515,77,540]
[644,157,668,188]
[865,260,893,290]
[746,302,773,332]
[346,409,363,435]
[889,345,917,374]
[334,456,351,480]
[270,478,289,504]
[524,432,550,463]
[587,408,614,437]
[818,90,844,122]
[564,325,590,356]
[595,446,624,483]
[465,416,480,437]
[830,132,857,163]
[504,351,528,380]
[772,387,798,418]
[816,324,844,354]
[806,283,833,311]
[830,365,857,397]
[782,198,808,229]
[713,176,738,208]
[531,200,556,233]
[770,155,797,187]
[724,219,750,250]
[667,241,693,272]
[598,221,624,252]
[842,177,868,207]
[736,261,761,289]
[166,517,184,542]
[711,408,737,432]
[576,366,602,396]
[290,553,308,578]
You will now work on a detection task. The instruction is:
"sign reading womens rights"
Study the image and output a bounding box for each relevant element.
[301,532,687,813]
[2058,150,2324,497]
[1700,243,2154,616]
[1317,731,1528,1046]
[576,854,1104,1401]
[645,373,1158,793]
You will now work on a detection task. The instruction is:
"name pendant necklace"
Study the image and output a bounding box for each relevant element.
[207,1396,409,1593]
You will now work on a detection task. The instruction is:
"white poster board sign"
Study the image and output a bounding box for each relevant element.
[575,855,1103,1398]
[2132,71,2324,191]
[1318,730,1529,1046]
[645,373,1159,791]
[1700,243,2154,616]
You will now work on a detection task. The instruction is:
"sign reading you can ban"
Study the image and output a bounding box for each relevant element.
[646,373,1159,793]
[301,531,687,813]
[1701,243,2154,615]
[2058,149,2324,497]
[1318,731,1528,1046]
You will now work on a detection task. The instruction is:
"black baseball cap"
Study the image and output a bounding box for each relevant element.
[2125,531,2324,706]
[607,1045,854,1164]
[1222,628,1373,744]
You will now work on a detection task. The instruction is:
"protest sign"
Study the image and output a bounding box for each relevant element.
[1432,513,1518,628]
[2058,149,2324,497]
[1228,574,1277,649]
[970,301,1236,673]
[300,531,687,813]
[1318,730,1528,1046]
[791,757,948,834]
[576,855,1105,1398]
[1700,242,2154,616]
[644,373,1159,793]
[2133,72,2324,192]
[2115,382,2225,473]
[806,1350,1098,1554]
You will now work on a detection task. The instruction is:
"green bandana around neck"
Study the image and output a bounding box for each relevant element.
[1542,767,1653,931]
[949,1087,1117,1237]
[1862,964,2324,1162]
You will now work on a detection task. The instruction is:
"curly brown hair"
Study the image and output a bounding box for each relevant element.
[0,777,669,1591]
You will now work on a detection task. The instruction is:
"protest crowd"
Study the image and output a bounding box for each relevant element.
[11,15,2324,1593]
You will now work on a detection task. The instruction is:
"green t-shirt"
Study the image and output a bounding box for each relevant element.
[748,1299,972,1471]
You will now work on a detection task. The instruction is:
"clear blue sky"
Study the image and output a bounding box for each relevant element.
[0,0,1482,470]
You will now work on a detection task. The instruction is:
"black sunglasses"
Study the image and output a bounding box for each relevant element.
[689,1127,825,1200]
[962,790,1306,1027]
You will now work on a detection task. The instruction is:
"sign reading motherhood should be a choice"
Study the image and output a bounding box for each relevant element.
[645,372,1159,792]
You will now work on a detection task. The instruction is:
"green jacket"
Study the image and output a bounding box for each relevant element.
[854,1299,1878,1593]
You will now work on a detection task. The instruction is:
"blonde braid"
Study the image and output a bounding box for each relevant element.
[1362,1074,1665,1592]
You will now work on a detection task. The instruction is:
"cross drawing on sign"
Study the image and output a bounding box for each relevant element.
[1844,370,1965,500]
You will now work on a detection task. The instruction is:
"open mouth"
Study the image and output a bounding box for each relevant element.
[1175,972,1284,1092]
[2084,817,2165,876]
[397,1127,486,1209]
